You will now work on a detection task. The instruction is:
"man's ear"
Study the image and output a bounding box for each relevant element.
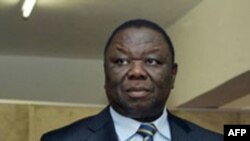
[171,63,178,89]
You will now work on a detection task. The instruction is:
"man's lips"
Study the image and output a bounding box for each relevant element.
[126,87,150,92]
[125,87,151,98]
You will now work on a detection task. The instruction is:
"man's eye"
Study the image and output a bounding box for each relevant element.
[114,58,129,65]
[145,58,161,65]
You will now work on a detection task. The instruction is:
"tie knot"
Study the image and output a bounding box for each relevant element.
[137,123,157,138]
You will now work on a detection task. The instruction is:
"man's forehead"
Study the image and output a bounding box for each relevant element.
[111,27,167,47]
[109,40,169,60]
[104,22,174,64]
[115,27,163,39]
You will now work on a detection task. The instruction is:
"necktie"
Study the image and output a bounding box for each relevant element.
[137,123,157,141]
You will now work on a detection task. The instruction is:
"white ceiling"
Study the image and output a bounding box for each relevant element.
[0,0,202,59]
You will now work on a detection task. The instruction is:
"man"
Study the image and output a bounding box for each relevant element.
[41,19,223,141]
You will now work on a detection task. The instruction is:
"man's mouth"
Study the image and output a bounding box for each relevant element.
[125,87,151,98]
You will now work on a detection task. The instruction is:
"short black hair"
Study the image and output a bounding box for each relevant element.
[104,19,175,64]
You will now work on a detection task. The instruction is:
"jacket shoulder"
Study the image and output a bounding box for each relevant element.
[169,112,223,141]
[41,107,113,141]
[41,115,96,141]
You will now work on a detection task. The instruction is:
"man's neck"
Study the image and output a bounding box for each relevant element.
[134,111,163,122]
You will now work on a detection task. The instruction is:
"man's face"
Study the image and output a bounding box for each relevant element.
[104,27,177,120]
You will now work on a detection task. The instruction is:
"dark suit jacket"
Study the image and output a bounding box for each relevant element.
[41,106,223,141]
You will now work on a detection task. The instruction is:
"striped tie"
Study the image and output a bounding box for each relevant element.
[137,123,157,141]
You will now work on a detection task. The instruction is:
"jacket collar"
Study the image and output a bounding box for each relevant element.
[168,111,194,141]
[85,106,118,141]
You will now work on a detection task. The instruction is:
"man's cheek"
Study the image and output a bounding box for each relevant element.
[112,68,129,79]
[155,75,172,88]
[108,72,124,84]
[148,70,165,81]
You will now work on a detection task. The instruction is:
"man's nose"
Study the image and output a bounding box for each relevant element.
[127,61,147,80]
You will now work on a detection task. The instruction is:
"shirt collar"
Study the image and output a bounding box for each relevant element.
[152,107,171,140]
[110,106,171,141]
[110,107,141,141]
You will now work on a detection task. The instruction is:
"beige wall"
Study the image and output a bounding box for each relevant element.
[0,103,102,141]
[167,0,250,107]
[0,104,29,141]
[0,55,107,105]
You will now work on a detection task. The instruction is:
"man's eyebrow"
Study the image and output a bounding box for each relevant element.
[116,46,131,54]
[146,48,161,53]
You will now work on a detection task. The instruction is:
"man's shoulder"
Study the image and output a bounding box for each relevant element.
[182,117,223,139]
[168,112,223,141]
[41,115,96,141]
[41,107,112,141]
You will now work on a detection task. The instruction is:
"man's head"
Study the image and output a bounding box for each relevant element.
[104,19,177,122]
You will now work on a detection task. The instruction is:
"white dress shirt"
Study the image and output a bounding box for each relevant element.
[110,106,171,141]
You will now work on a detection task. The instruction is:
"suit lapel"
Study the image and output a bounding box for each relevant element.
[86,106,118,141]
[168,112,194,141]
